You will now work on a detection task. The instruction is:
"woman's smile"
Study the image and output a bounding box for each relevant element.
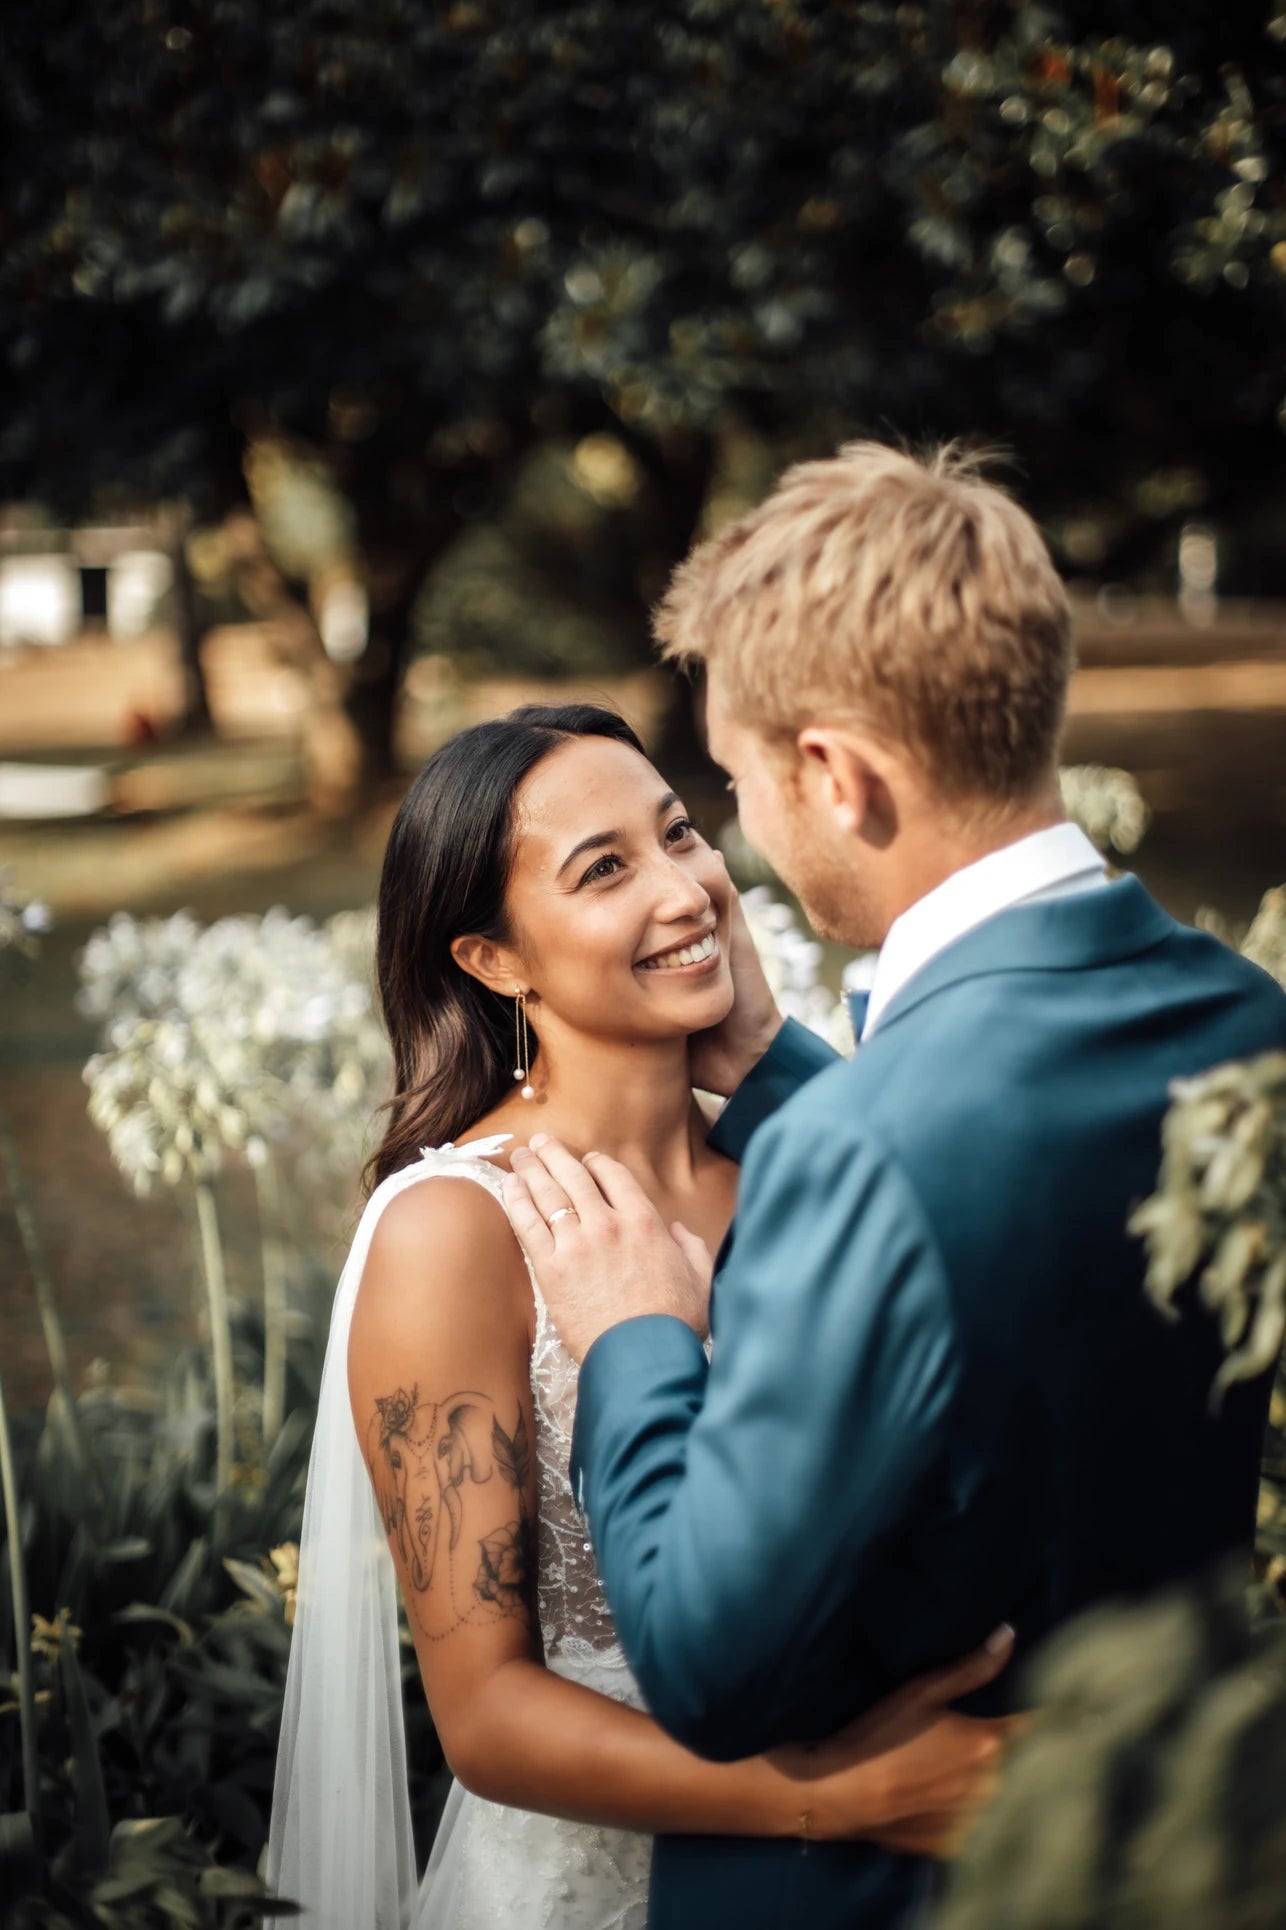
[635,931,721,976]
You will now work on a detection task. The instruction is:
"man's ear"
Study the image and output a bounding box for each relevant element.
[796,727,897,843]
[450,933,526,998]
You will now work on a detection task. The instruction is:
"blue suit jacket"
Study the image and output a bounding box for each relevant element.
[570,878,1286,1930]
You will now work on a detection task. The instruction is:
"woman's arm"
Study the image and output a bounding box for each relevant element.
[348,1175,1008,1847]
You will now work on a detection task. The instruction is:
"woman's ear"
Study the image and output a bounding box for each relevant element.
[450,933,525,997]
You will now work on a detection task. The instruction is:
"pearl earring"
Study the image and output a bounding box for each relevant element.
[513,990,534,1100]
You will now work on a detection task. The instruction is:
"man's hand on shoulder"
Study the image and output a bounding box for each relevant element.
[688,883,783,1099]
[501,1137,713,1364]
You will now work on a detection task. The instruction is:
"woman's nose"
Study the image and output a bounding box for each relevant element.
[652,855,711,921]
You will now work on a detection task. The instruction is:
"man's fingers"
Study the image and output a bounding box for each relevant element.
[910,1626,1014,1710]
[524,1135,609,1217]
[578,1148,658,1217]
[671,1221,714,1285]
[508,1144,581,1226]
[501,1172,556,1266]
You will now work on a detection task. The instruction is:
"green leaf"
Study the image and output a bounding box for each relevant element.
[60,1629,111,1878]
[255,1892,303,1919]
[98,1537,153,1563]
[0,1809,39,1901]
[109,1818,185,1856]
[160,1537,209,1617]
[197,1865,270,1898]
[152,1882,202,1926]
[222,1559,282,1614]
[112,1603,196,1646]
[95,1867,164,1904]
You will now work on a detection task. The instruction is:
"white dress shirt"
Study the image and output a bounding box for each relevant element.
[860,821,1108,1041]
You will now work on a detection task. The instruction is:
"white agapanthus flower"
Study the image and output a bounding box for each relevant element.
[325,906,379,985]
[85,1012,248,1192]
[81,908,392,1193]
[77,910,201,1022]
[741,886,854,1053]
[0,871,52,958]
[277,910,390,1178]
[1059,765,1151,856]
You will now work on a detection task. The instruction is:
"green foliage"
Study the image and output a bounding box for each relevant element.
[4,3,1282,475]
[1131,1051,1286,1399]
[1130,888,1286,1406]
[1058,765,1150,857]
[936,1571,1286,1930]
[2,0,1284,726]
[1242,888,1286,989]
[0,1312,445,1925]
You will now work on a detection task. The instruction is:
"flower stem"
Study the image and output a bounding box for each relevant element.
[0,1079,98,1497]
[193,1179,235,1505]
[0,1361,42,1848]
[254,1156,287,1450]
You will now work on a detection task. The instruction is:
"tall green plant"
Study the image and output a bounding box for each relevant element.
[1,1294,445,1923]
[0,1360,41,1854]
[79,906,391,1491]
[192,1182,236,1506]
[253,1158,289,1452]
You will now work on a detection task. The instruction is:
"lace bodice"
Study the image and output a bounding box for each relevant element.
[416,1142,640,1685]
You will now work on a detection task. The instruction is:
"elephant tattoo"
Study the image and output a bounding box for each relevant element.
[367,1385,535,1635]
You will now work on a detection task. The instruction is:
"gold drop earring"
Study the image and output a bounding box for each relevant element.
[513,990,534,1100]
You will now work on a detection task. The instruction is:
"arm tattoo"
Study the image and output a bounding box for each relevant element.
[475,1411,537,1622]
[366,1386,536,1640]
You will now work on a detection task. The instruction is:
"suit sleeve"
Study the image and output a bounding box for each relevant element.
[706,1018,840,1165]
[569,1107,958,1760]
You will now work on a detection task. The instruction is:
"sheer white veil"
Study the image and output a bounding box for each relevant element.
[266,1142,510,1928]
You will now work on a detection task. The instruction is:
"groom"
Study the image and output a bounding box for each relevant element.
[502,443,1286,1929]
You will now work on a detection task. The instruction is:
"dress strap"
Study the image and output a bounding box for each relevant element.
[413,1140,511,1210]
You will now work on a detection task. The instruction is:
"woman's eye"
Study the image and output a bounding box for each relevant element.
[665,816,697,844]
[580,853,623,886]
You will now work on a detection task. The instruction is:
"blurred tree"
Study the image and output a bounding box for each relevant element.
[1,1,1283,788]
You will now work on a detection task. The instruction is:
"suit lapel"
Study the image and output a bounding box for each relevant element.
[872,875,1175,1040]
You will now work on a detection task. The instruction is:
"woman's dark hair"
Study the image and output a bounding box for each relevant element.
[367,703,645,1191]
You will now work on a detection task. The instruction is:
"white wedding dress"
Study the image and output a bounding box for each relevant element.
[267,1141,653,1930]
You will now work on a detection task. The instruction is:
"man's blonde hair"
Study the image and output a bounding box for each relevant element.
[655,441,1072,801]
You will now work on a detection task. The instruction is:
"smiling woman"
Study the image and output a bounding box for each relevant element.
[368,704,737,1187]
[367,705,652,1183]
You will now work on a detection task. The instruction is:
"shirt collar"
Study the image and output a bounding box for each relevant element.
[862,822,1106,1039]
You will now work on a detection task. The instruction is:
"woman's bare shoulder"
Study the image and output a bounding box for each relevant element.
[356,1171,530,1344]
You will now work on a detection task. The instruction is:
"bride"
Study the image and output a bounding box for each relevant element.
[267,703,1014,1929]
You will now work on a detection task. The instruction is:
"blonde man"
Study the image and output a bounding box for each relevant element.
[505,445,1286,1930]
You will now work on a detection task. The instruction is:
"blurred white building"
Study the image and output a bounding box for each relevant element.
[0,528,173,648]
